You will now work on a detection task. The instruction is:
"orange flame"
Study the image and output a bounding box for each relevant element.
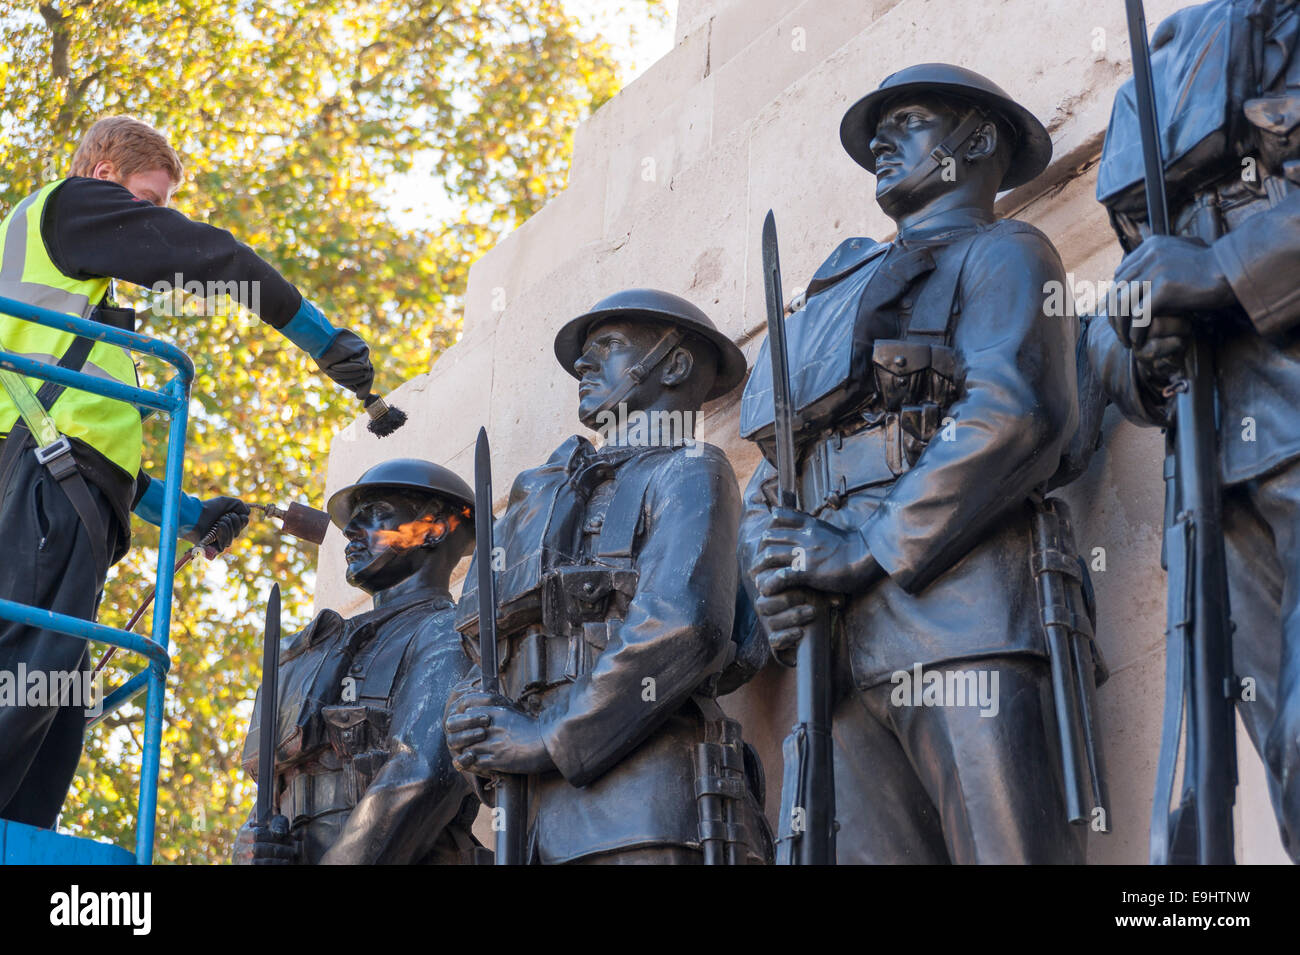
[372,507,468,549]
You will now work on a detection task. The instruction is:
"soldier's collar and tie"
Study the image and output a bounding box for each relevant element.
[894,205,997,244]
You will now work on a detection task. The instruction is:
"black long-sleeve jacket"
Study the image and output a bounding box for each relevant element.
[44,176,301,325]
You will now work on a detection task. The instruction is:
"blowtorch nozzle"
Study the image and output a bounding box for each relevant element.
[252,501,331,545]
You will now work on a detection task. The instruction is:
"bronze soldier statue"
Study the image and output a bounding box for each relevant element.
[1088,0,1300,861]
[444,288,772,865]
[739,64,1103,863]
[233,459,485,864]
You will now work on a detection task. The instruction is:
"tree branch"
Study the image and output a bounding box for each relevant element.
[38,4,70,81]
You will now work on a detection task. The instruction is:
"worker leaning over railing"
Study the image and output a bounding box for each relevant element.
[0,115,378,829]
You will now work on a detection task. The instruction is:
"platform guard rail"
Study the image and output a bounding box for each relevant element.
[0,293,193,865]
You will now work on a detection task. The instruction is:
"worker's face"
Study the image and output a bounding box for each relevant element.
[342,490,450,594]
[90,160,175,207]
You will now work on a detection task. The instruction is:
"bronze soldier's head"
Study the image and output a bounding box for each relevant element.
[553,288,747,431]
[839,63,1052,222]
[326,459,475,595]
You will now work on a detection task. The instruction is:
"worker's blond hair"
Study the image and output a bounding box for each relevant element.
[69,116,184,184]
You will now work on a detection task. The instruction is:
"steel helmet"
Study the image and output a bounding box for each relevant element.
[553,287,748,401]
[327,458,474,529]
[839,63,1052,190]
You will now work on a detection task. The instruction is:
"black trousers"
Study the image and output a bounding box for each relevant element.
[0,440,116,828]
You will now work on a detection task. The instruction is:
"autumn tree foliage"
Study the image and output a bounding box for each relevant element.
[0,0,662,862]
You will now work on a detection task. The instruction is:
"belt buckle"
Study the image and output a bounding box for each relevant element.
[33,435,76,479]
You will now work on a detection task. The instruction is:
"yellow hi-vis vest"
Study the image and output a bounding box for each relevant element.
[0,180,142,476]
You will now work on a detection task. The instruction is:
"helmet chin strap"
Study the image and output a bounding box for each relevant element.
[588,327,684,422]
[876,109,987,201]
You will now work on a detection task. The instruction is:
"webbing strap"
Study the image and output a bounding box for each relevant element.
[907,231,982,340]
[0,333,110,572]
[33,335,95,417]
[875,111,986,205]
[594,450,666,559]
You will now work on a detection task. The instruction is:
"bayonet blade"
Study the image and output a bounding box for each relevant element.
[256,583,281,827]
[1125,0,1170,236]
[762,210,798,508]
[474,427,500,694]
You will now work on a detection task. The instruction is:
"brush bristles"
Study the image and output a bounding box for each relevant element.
[367,403,407,437]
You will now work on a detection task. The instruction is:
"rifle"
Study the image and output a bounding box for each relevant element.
[763,210,836,865]
[256,584,288,839]
[1124,0,1237,865]
[1029,496,1109,827]
[474,426,528,865]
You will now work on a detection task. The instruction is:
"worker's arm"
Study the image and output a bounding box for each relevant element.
[42,177,373,396]
[131,470,249,551]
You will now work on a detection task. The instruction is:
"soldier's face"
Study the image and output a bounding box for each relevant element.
[342,490,445,593]
[573,318,666,426]
[870,94,963,214]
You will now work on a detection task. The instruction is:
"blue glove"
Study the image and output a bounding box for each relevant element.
[278,298,340,359]
[133,476,249,551]
[133,474,203,534]
[279,299,375,397]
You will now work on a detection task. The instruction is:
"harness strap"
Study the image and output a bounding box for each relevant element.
[0,334,110,572]
[594,449,670,560]
[875,110,986,203]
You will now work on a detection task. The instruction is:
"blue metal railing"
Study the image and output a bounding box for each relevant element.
[0,293,193,864]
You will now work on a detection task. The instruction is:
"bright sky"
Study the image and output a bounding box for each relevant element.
[381,0,678,230]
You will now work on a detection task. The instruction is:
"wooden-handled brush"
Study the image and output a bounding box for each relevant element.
[362,391,408,437]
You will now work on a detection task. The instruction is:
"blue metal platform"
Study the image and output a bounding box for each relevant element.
[0,293,194,864]
[0,818,137,865]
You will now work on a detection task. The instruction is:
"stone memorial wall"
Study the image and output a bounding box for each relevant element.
[314,0,1290,862]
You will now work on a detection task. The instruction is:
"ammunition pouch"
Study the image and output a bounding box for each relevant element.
[542,565,638,637]
[495,564,639,702]
[798,421,902,513]
[792,340,960,514]
[321,703,393,803]
[870,339,960,414]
